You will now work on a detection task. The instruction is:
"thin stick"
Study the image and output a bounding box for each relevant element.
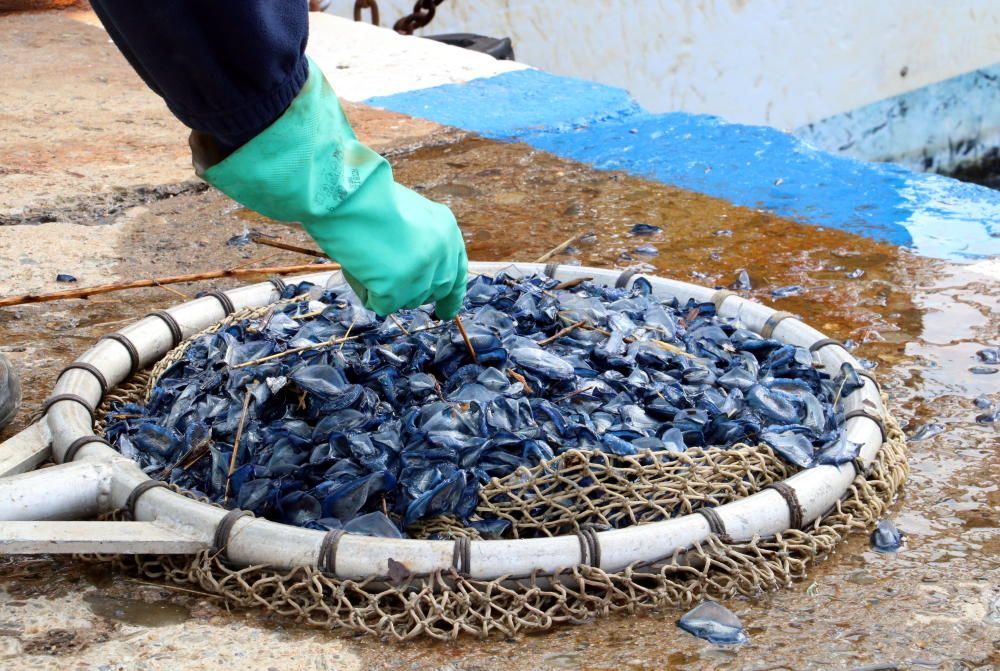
[432,376,446,401]
[552,276,593,291]
[506,368,534,395]
[453,315,478,363]
[232,249,286,270]
[232,333,354,369]
[249,304,280,335]
[291,309,325,321]
[225,385,254,503]
[538,320,584,346]
[91,316,140,329]
[0,263,341,308]
[498,276,558,299]
[553,385,596,404]
[559,314,695,359]
[339,317,356,350]
[158,440,210,479]
[251,234,329,259]
[152,280,190,300]
[389,314,410,335]
[233,320,453,369]
[534,233,580,263]
[126,578,224,600]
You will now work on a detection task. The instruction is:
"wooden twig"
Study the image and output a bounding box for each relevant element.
[158,440,210,479]
[291,310,324,321]
[232,320,453,369]
[534,233,580,263]
[559,314,695,359]
[552,276,593,291]
[498,276,558,299]
[453,315,478,363]
[554,385,596,404]
[538,320,585,346]
[126,578,223,600]
[339,317,357,350]
[389,314,410,335]
[232,334,353,369]
[231,250,286,270]
[251,234,329,259]
[506,368,534,395]
[152,280,190,300]
[224,385,254,503]
[0,263,341,308]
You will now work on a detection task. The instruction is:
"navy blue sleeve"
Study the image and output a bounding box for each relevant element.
[90,0,310,150]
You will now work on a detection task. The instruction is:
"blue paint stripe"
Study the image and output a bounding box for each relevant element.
[365,69,1000,260]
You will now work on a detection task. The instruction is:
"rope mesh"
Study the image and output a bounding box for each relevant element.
[79,303,908,640]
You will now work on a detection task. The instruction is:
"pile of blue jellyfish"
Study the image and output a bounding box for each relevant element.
[105,273,861,539]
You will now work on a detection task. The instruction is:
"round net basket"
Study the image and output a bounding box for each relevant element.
[49,264,905,640]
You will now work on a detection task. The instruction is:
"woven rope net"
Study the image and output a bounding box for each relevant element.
[86,303,908,640]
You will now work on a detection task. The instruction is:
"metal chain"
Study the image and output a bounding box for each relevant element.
[353,0,380,25]
[393,0,444,35]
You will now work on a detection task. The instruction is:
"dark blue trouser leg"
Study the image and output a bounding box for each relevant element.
[89,0,309,150]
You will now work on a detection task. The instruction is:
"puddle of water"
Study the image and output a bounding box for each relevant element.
[83,593,190,628]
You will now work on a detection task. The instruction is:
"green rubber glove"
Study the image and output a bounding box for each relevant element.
[199,57,467,318]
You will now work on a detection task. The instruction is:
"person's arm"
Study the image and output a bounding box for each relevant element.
[89,0,467,318]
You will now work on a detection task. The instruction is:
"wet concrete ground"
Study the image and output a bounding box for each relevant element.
[1,8,998,671]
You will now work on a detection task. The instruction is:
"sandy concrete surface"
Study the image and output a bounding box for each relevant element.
[0,11,460,219]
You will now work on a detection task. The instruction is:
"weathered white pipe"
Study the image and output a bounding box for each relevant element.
[30,265,894,577]
[0,461,110,521]
[317,533,456,579]
[583,512,712,574]
[47,404,97,465]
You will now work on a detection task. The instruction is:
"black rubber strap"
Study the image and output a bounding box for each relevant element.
[760,311,795,339]
[696,507,733,544]
[212,509,254,557]
[42,394,95,423]
[765,482,804,530]
[711,289,738,311]
[146,310,183,347]
[543,262,560,279]
[844,409,887,443]
[575,527,602,568]
[269,277,287,295]
[318,529,345,575]
[205,290,235,316]
[63,435,111,462]
[809,338,843,353]
[857,370,881,393]
[451,536,472,574]
[615,270,637,289]
[100,333,140,377]
[124,480,169,519]
[57,362,109,398]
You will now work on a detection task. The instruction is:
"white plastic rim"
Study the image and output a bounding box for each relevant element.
[38,263,889,580]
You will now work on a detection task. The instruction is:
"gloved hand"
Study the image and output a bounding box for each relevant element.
[197,57,468,319]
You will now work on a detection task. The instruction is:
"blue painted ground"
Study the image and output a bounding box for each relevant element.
[366,69,1000,260]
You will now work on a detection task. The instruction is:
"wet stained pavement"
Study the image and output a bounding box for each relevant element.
[1,133,996,670]
[1,12,998,670]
